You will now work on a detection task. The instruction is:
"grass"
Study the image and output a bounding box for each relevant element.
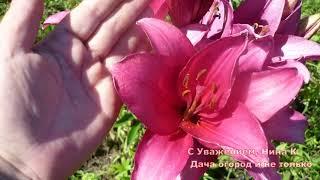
[1,0,320,179]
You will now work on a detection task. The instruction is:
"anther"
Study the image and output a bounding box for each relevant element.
[196,69,207,81]
[183,74,190,89]
[182,90,191,97]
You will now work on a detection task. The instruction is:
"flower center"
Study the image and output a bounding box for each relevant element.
[180,69,217,124]
[252,23,270,36]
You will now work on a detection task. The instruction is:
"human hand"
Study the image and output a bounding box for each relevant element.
[0,0,150,179]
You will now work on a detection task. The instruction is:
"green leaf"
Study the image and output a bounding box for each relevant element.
[126,123,142,146]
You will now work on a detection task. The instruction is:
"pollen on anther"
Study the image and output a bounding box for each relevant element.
[211,83,217,94]
[196,69,207,81]
[183,74,190,88]
[182,90,191,97]
[209,96,216,109]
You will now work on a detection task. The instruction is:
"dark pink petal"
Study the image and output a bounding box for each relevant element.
[277,1,302,35]
[232,68,303,123]
[137,18,195,64]
[149,0,168,18]
[220,0,234,37]
[234,0,267,24]
[167,0,213,27]
[263,108,307,143]
[234,0,285,35]
[132,131,193,180]
[43,11,70,29]
[272,35,320,61]
[247,143,281,180]
[112,53,183,134]
[181,103,269,164]
[181,24,209,45]
[204,0,233,38]
[258,0,285,35]
[269,60,310,83]
[239,36,273,72]
[178,34,248,111]
[179,140,217,179]
[232,24,260,38]
[248,165,281,180]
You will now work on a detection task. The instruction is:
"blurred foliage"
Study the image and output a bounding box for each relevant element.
[0,0,320,179]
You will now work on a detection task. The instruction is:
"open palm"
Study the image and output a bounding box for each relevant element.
[0,0,150,179]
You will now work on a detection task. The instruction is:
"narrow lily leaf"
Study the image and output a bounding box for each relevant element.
[232,68,303,123]
[137,18,195,65]
[112,53,183,135]
[132,131,193,180]
[126,123,142,147]
[263,108,307,143]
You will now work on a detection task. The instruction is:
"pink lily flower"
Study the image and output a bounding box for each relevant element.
[150,0,233,45]
[111,18,306,180]
[234,0,301,36]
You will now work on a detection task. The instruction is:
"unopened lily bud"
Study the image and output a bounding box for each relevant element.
[283,0,299,18]
[299,13,320,39]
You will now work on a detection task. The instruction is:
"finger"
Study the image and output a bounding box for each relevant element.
[87,0,151,61]
[104,9,152,70]
[58,0,126,41]
[0,0,43,52]
[83,62,122,122]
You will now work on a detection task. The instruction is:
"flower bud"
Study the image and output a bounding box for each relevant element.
[299,13,320,39]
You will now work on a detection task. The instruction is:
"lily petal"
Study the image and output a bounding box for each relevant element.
[43,11,70,29]
[247,143,281,180]
[239,36,273,72]
[234,0,268,24]
[178,34,248,111]
[137,18,195,64]
[179,140,217,180]
[181,24,209,46]
[269,60,311,83]
[258,0,286,35]
[277,0,302,35]
[272,35,320,61]
[149,0,168,18]
[234,0,285,35]
[132,131,193,180]
[232,68,303,123]
[181,103,269,164]
[112,53,183,134]
[263,107,307,143]
[167,0,213,27]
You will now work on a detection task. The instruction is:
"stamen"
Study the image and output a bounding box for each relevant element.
[259,25,270,35]
[209,96,216,109]
[182,90,191,97]
[196,69,207,81]
[211,83,217,94]
[253,23,259,29]
[183,74,190,89]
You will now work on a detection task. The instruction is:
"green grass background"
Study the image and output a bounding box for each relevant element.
[0,0,319,179]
